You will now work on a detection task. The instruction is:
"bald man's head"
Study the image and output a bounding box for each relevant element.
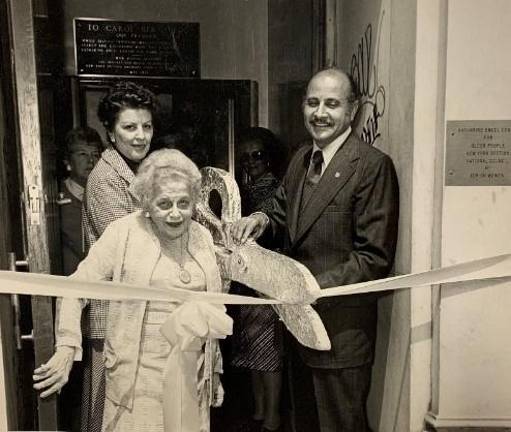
[307,69,359,103]
[303,68,359,148]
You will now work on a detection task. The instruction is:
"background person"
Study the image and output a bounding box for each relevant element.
[230,68,399,432]
[81,81,159,432]
[34,149,231,432]
[230,127,283,432]
[58,126,102,431]
[59,126,102,276]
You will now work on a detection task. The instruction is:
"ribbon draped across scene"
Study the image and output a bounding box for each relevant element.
[0,249,510,350]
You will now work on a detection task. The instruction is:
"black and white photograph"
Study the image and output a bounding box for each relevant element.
[0,1,510,431]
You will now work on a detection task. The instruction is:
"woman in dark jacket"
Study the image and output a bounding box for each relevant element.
[231,127,283,432]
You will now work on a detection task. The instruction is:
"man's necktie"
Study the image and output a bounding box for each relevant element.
[306,150,324,185]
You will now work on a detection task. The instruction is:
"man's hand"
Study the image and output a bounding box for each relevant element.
[33,346,75,398]
[228,212,269,245]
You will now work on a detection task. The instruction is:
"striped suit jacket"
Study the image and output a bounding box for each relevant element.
[268,133,399,368]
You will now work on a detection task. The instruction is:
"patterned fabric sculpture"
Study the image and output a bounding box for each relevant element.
[195,167,331,352]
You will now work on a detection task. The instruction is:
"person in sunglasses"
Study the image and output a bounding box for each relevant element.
[231,127,283,432]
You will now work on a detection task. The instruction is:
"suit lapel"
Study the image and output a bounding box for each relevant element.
[287,146,311,243]
[293,134,360,246]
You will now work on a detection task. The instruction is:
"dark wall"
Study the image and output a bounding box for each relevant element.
[268,0,313,168]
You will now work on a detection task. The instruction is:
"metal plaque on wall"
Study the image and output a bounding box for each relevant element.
[74,18,200,78]
[445,120,511,186]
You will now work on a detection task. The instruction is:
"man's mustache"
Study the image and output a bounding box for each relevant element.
[310,119,333,126]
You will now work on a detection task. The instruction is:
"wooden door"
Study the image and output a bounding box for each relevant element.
[6,0,59,429]
[0,66,19,432]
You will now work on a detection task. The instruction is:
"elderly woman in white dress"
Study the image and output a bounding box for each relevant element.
[33,149,232,432]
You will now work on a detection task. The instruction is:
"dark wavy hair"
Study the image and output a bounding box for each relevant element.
[239,127,278,155]
[97,81,159,132]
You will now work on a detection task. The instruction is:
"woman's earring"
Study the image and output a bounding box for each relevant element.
[66,163,72,172]
[144,211,150,218]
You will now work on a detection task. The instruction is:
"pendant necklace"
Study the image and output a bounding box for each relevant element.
[178,235,192,284]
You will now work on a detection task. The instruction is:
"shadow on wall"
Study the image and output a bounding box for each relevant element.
[368,291,411,432]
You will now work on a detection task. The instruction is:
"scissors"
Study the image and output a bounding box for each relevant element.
[195,166,331,351]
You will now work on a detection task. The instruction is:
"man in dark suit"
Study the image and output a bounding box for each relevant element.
[231,68,399,432]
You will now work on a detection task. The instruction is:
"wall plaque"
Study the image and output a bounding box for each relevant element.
[74,18,200,78]
[445,120,511,186]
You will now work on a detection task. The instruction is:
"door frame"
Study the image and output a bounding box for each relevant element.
[7,0,58,428]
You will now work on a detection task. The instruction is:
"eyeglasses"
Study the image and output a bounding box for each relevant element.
[240,150,266,164]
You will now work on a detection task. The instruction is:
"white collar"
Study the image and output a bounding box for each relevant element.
[312,126,352,169]
[64,178,84,202]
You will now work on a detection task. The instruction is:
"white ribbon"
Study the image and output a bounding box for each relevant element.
[159,303,232,432]
[0,253,510,304]
[319,253,511,298]
[0,270,278,304]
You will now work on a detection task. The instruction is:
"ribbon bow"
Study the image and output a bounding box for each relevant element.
[159,301,233,432]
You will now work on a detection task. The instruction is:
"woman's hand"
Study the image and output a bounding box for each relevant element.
[33,346,75,398]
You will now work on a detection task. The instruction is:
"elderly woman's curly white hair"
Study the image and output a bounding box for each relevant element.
[131,149,202,209]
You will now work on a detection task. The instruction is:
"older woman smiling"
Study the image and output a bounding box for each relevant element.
[33,149,232,432]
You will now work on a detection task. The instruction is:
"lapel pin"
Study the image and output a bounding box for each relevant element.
[335,172,341,178]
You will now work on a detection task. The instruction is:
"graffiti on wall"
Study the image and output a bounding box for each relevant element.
[350,11,387,146]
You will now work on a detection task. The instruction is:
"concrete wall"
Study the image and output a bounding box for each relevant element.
[62,0,269,125]
[410,1,448,430]
[335,0,416,430]
[354,1,511,429]
[427,0,511,428]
